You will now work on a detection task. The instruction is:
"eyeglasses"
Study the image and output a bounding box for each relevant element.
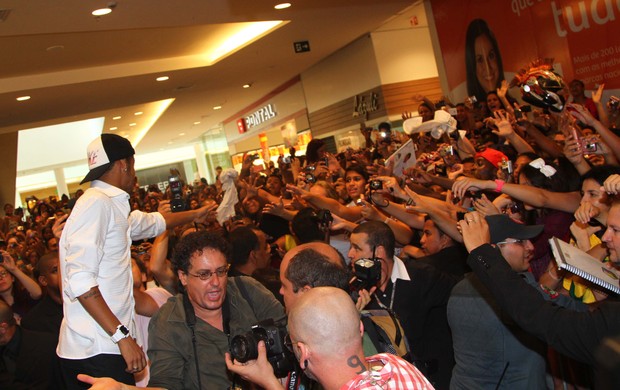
[186,264,230,281]
[284,334,302,353]
[496,239,526,246]
[0,271,9,279]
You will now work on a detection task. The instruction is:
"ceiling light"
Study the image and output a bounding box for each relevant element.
[213,106,222,110]
[122,134,130,138]
[156,76,169,82]
[110,127,118,131]
[134,111,143,116]
[179,132,186,136]
[206,21,283,64]
[274,3,291,10]
[243,83,252,89]
[193,121,201,125]
[92,8,112,16]
[168,141,173,145]
[113,116,121,120]
[16,96,31,101]
[129,123,136,127]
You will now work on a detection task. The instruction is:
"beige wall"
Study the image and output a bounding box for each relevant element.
[302,1,439,120]
[0,132,18,208]
[372,1,438,84]
[301,35,381,113]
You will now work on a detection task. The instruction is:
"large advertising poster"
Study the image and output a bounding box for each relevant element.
[430,0,620,103]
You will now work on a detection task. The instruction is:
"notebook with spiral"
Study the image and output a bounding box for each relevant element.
[549,237,620,295]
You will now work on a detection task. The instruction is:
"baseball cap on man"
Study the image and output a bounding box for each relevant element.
[485,214,543,244]
[80,134,135,184]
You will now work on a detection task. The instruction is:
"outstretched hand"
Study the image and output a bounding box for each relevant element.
[602,174,620,194]
[458,211,491,253]
[52,214,69,239]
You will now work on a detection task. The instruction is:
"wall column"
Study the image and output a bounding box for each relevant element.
[54,168,69,198]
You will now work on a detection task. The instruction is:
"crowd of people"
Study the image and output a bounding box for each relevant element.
[2,73,620,390]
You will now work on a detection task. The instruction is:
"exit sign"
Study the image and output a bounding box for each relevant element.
[293,41,310,53]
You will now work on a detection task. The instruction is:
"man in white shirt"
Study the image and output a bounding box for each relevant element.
[58,134,214,389]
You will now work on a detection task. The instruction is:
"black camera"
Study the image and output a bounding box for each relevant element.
[169,175,186,212]
[229,319,295,377]
[315,209,333,229]
[249,154,260,161]
[369,179,383,191]
[349,248,382,297]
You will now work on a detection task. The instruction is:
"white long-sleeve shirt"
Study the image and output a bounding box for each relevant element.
[57,180,166,359]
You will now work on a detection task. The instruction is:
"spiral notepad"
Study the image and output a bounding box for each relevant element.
[549,237,620,295]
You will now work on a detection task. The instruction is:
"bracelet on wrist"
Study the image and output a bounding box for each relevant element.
[494,179,505,193]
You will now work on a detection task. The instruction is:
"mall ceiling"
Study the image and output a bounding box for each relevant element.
[0,0,415,155]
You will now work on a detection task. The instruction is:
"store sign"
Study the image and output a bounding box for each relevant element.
[352,92,379,120]
[237,118,247,134]
[244,104,277,130]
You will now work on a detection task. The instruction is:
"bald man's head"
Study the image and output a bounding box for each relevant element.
[282,242,346,269]
[289,287,362,357]
[279,243,350,312]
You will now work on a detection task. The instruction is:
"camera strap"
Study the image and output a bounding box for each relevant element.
[287,369,299,390]
[182,292,203,390]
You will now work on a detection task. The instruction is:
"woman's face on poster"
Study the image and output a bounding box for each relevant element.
[475,34,499,94]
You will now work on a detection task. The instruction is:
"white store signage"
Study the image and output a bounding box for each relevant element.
[245,104,277,129]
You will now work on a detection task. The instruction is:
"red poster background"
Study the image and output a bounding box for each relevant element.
[430,0,620,101]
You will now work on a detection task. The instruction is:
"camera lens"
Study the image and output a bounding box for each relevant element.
[229,334,259,363]
[369,180,382,190]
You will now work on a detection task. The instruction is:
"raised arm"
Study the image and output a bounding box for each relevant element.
[0,251,42,300]
[404,187,464,243]
[149,231,177,295]
[520,121,564,158]
[491,110,535,154]
[359,195,414,245]
[286,184,362,222]
[452,177,581,213]
[563,133,592,175]
[569,103,620,162]
[496,80,515,116]
[158,200,218,229]
[591,83,610,128]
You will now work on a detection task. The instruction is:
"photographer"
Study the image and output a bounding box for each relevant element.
[348,221,460,389]
[147,231,285,390]
[226,287,433,390]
